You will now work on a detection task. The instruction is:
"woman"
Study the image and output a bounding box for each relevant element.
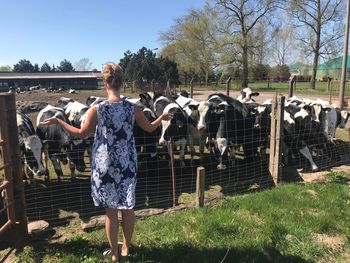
[40,63,172,262]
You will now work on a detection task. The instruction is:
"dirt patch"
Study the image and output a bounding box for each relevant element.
[312,233,346,251]
[306,189,318,197]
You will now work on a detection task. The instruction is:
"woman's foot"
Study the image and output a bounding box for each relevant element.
[121,244,129,257]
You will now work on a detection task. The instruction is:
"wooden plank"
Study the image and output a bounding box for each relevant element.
[196,167,205,208]
[274,96,285,184]
[0,220,12,235]
[0,180,9,192]
[2,94,28,248]
[269,93,277,183]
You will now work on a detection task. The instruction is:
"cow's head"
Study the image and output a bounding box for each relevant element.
[339,110,350,128]
[22,135,46,175]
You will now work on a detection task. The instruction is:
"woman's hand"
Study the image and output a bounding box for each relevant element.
[40,117,59,126]
[161,113,173,121]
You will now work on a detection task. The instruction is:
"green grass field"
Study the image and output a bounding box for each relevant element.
[13,172,350,263]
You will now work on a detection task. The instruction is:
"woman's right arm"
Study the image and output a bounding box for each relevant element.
[134,107,172,133]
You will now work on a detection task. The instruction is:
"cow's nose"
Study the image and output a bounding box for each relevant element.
[197,124,205,130]
[159,138,167,145]
[77,165,86,172]
[254,123,261,128]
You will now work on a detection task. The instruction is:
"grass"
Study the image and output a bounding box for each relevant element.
[12,174,350,263]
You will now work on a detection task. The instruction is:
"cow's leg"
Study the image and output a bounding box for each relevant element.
[215,138,227,170]
[69,159,76,181]
[175,138,187,168]
[299,146,318,171]
[49,153,63,182]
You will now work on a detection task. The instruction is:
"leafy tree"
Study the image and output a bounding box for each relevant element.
[40,62,52,72]
[57,59,74,72]
[74,58,93,71]
[118,47,180,83]
[249,64,270,80]
[33,63,39,72]
[13,59,34,72]
[160,6,218,84]
[268,64,290,81]
[0,65,12,71]
[289,0,343,89]
[51,64,56,72]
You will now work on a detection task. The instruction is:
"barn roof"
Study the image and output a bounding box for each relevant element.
[318,56,350,70]
[0,72,102,80]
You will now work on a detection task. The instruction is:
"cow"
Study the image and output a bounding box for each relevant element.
[237,88,259,103]
[86,96,106,107]
[36,105,87,181]
[159,103,188,167]
[197,93,257,170]
[154,96,171,117]
[17,111,46,181]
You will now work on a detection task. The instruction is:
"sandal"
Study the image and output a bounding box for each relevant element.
[103,249,111,257]
[103,248,118,262]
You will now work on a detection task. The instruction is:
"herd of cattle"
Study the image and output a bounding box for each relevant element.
[13,87,350,182]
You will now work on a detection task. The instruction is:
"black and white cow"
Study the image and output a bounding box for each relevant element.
[36,105,87,181]
[197,93,257,169]
[86,96,106,107]
[159,103,189,167]
[237,88,260,103]
[17,111,46,181]
[154,96,171,117]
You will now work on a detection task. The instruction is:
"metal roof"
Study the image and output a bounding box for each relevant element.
[0,72,102,80]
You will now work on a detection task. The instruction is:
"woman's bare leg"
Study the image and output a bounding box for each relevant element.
[121,209,135,256]
[105,208,119,261]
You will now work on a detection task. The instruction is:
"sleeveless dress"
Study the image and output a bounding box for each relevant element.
[90,100,137,209]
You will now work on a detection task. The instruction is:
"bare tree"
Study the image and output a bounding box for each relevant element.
[74,58,93,71]
[289,0,343,89]
[216,0,278,88]
[270,24,296,65]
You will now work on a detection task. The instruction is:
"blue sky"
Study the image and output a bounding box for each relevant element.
[1,0,207,70]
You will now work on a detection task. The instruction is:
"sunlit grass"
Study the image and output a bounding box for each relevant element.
[14,176,350,263]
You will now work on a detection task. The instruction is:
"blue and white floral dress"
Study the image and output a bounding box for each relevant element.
[90,100,137,209]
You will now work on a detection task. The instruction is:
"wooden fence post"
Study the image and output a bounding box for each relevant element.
[190,78,194,98]
[269,94,284,185]
[196,167,205,207]
[168,143,176,207]
[226,77,232,96]
[0,94,28,249]
[288,75,296,98]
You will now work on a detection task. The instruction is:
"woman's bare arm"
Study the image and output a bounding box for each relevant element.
[134,106,172,133]
[40,106,98,139]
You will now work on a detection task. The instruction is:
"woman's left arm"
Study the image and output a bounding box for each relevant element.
[40,106,98,139]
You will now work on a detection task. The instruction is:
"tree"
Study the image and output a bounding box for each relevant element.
[13,59,34,72]
[74,58,93,71]
[160,5,218,83]
[268,64,290,81]
[51,64,57,72]
[33,63,39,72]
[216,0,278,88]
[57,59,74,72]
[118,47,180,83]
[40,62,52,72]
[0,65,12,71]
[289,0,343,89]
[270,24,295,66]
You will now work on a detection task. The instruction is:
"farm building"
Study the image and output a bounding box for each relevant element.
[316,55,350,81]
[0,71,103,92]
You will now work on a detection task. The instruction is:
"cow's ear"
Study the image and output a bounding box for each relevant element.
[251,92,259,96]
[139,93,146,100]
[188,105,199,111]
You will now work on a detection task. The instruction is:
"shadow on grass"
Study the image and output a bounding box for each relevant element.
[23,238,309,263]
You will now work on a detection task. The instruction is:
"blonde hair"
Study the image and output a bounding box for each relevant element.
[103,63,123,90]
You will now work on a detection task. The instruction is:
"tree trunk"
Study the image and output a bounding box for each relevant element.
[242,46,249,88]
[309,0,322,90]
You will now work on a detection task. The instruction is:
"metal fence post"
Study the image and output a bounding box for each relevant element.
[226,77,232,96]
[190,78,194,98]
